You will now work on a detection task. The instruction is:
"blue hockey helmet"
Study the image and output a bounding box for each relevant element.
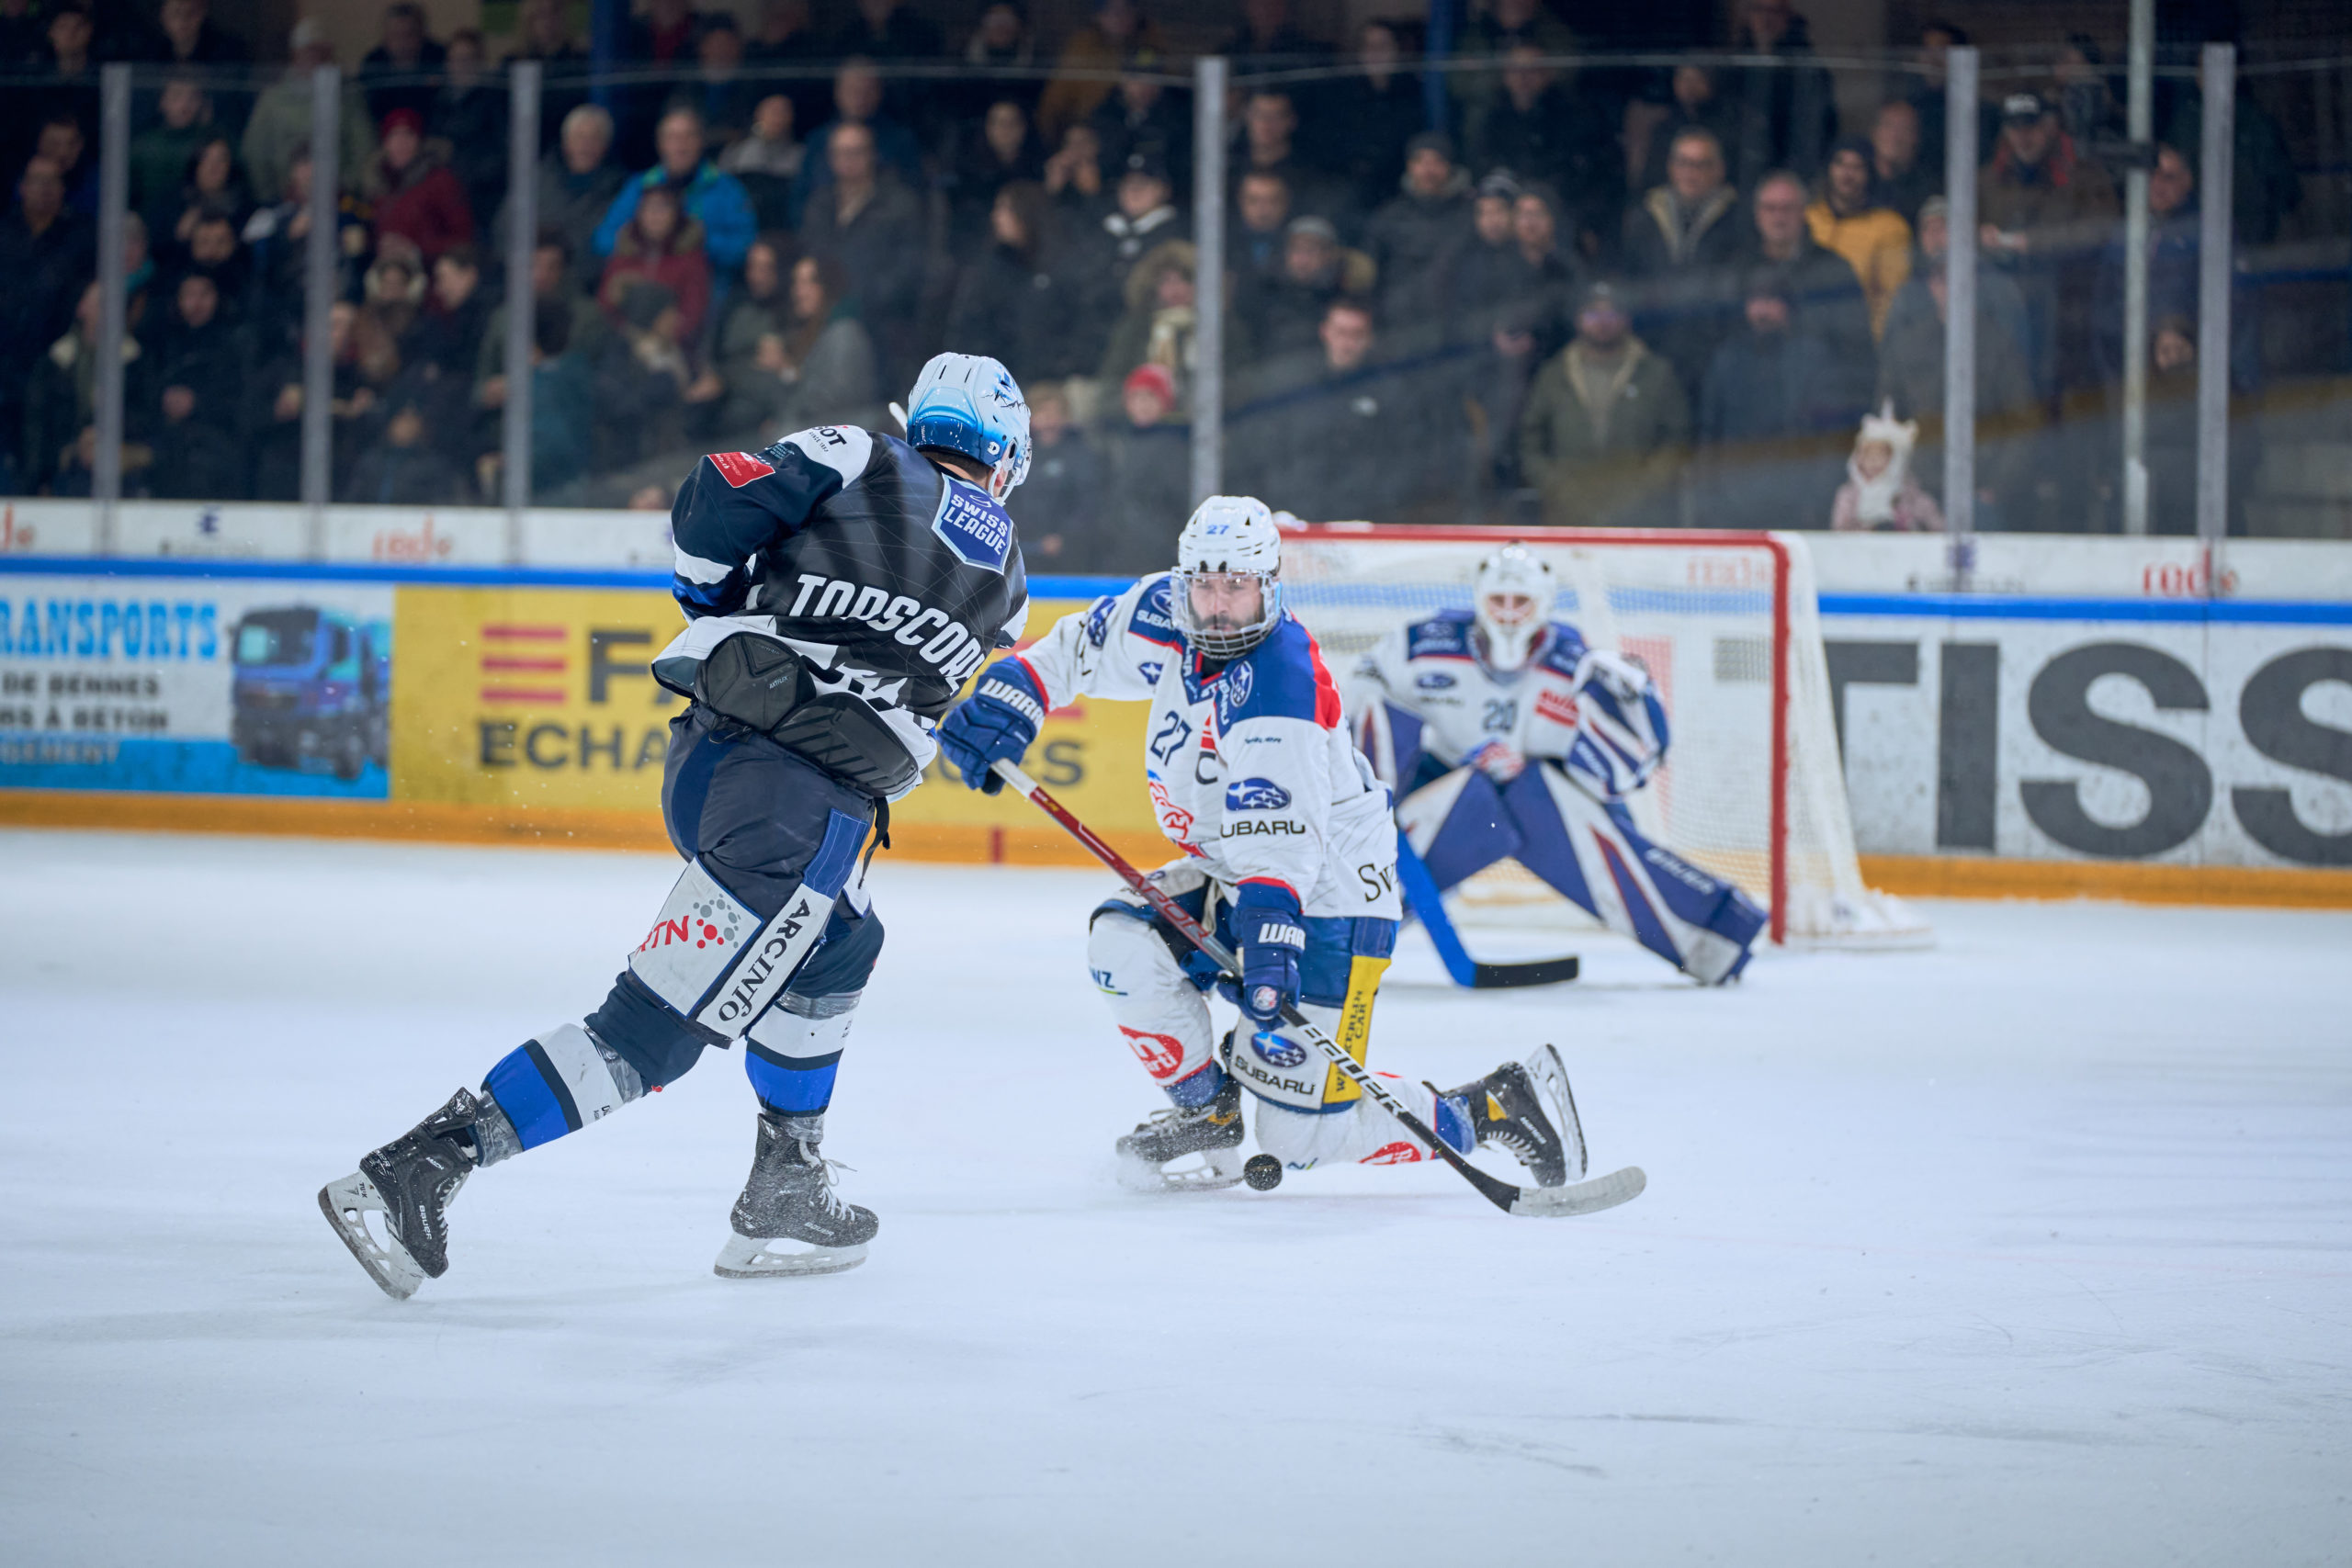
[903,353,1031,501]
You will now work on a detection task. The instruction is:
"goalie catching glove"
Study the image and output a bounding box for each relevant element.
[937,660,1048,794]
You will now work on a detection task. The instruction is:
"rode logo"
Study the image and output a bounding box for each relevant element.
[1360,1140,1425,1166]
[1148,779,1200,853]
[1121,1027,1186,1080]
[638,898,741,953]
[709,450,776,488]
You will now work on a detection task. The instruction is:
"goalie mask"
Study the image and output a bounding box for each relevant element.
[1473,543,1556,671]
[1171,496,1283,660]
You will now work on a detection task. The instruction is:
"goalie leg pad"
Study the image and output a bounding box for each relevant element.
[1397,766,1522,893]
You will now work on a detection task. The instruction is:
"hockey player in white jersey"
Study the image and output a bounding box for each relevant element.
[1351,544,1765,984]
[938,498,1581,1190]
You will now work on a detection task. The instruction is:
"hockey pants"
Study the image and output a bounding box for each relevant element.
[472,705,886,1164]
[1088,871,1474,1170]
[1399,760,1766,985]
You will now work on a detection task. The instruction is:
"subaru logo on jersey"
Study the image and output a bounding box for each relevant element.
[932,483,1014,572]
[1225,776,1292,811]
[1250,1031,1307,1068]
[1082,595,1116,648]
[1137,660,1163,683]
[1215,660,1254,725]
[1417,671,1457,690]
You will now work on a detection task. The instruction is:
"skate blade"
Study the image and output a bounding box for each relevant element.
[1114,1143,1247,1194]
[318,1174,425,1301]
[1510,1164,1645,1218]
[1524,1043,1588,1184]
[713,1232,869,1279]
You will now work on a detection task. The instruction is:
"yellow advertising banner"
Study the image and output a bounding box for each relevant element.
[389,586,1163,860]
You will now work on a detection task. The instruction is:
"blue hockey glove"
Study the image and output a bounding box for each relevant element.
[936,660,1046,794]
[1230,883,1306,1024]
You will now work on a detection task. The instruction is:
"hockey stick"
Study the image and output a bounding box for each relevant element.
[990,760,1645,1219]
[1393,831,1581,990]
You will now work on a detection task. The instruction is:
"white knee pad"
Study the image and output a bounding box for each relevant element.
[1253,1076,1446,1171]
[1086,911,1216,1089]
[627,857,842,1039]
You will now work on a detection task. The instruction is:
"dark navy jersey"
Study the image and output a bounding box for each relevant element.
[653,425,1030,797]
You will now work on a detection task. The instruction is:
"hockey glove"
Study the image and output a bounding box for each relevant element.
[936,660,1046,794]
[1230,883,1307,1024]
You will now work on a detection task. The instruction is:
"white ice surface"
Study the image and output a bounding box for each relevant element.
[3,829,2348,1567]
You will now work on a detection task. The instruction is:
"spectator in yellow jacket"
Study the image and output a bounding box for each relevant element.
[1805,138,1912,338]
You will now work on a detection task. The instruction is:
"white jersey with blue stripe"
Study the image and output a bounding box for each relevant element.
[1014,574,1401,919]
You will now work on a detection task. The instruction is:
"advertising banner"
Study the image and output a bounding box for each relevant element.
[0,571,392,796]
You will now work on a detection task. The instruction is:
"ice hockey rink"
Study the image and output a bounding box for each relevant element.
[2,829,2346,1567]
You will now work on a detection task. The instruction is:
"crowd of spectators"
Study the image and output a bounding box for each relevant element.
[0,0,2324,559]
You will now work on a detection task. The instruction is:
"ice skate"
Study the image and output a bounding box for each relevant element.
[1114,1073,1249,1192]
[714,1112,877,1278]
[1438,1044,1587,1189]
[318,1088,487,1301]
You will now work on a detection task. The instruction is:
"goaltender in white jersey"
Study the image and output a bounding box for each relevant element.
[938,498,1585,1191]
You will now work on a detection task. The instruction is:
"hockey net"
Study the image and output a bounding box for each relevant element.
[1280,524,1928,948]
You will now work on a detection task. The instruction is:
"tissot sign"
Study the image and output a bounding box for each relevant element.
[1822,600,2352,868]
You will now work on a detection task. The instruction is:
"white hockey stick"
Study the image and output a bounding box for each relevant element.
[991,759,1645,1219]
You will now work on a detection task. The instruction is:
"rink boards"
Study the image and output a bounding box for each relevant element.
[0,556,2348,906]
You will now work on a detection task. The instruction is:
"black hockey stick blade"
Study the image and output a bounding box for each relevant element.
[1509,1164,1645,1219]
[1469,954,1581,988]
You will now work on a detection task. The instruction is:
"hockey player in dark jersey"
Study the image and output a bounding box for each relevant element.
[319,354,1035,1296]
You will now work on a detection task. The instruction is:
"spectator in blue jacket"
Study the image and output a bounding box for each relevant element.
[591,105,756,272]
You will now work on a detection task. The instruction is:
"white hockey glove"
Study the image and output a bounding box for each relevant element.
[1463,739,1526,784]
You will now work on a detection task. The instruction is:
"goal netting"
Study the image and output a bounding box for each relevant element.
[1279,524,1929,948]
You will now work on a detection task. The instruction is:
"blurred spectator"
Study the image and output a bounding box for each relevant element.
[1044,123,1111,243]
[625,0,706,66]
[1102,361,1190,568]
[180,209,248,302]
[1011,384,1104,568]
[950,98,1046,249]
[1881,195,2029,372]
[1447,172,1524,348]
[2088,142,2256,394]
[831,0,943,61]
[1830,406,1942,531]
[1475,185,1584,480]
[1066,152,1182,367]
[521,299,595,496]
[251,300,401,500]
[1240,216,1373,361]
[130,75,214,218]
[0,0,45,66]
[595,279,719,468]
[1218,0,1328,64]
[344,391,463,504]
[1038,0,1160,144]
[478,230,607,414]
[599,185,713,347]
[35,111,98,218]
[1867,99,1937,225]
[746,0,831,136]
[243,20,378,204]
[148,271,247,499]
[1096,238,1198,397]
[1245,299,1445,522]
[511,0,593,151]
[1697,271,1848,527]
[411,243,491,380]
[763,253,881,434]
[690,16,763,147]
[720,96,806,233]
[1621,127,1743,398]
[1232,91,1340,230]
[499,105,626,295]
[1466,46,1620,258]
[361,2,445,129]
[1089,48,1186,191]
[1876,254,2042,528]
[22,281,151,496]
[1634,67,1740,199]
[147,134,247,269]
[1517,280,1690,527]
[1902,22,1996,188]
[1312,22,1423,216]
[433,29,508,231]
[243,152,368,342]
[362,245,428,349]
[1364,133,1470,332]
[150,0,245,65]
[368,109,474,265]
[29,5,97,156]
[948,180,1079,381]
[713,234,794,433]
[796,59,926,222]
[1978,91,2119,398]
[1747,170,1874,413]
[1722,0,1837,188]
[1807,140,1912,337]
[0,154,96,457]
[2129,317,2219,535]
[796,121,923,379]
[2161,56,2301,248]
[2054,36,2123,150]
[1229,169,1293,288]
[594,106,756,273]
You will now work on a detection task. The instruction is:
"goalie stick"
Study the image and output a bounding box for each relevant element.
[1393,831,1581,990]
[990,759,1645,1219]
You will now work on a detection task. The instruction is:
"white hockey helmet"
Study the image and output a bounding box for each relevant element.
[1473,542,1556,671]
[903,352,1031,501]
[1171,495,1283,659]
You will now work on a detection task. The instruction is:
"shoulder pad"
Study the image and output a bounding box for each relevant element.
[780,423,875,485]
[1406,614,1475,660]
[1218,617,1343,730]
[1536,622,1589,679]
[1130,574,1183,649]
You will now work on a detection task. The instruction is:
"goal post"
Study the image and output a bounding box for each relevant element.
[1277,521,1929,949]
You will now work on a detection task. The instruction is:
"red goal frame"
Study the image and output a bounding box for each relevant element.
[1284,523,1795,943]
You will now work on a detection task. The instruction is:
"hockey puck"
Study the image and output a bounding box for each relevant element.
[1243,1154,1283,1191]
